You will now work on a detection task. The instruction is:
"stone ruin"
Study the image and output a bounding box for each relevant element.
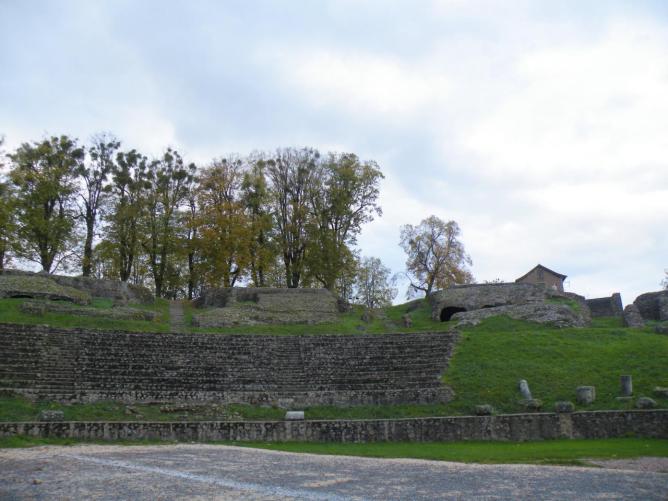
[429,282,591,328]
[0,269,153,305]
[585,293,623,318]
[192,287,340,327]
[633,290,668,322]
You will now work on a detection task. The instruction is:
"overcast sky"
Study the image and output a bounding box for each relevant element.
[2,0,667,304]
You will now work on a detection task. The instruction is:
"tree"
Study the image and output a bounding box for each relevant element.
[141,148,195,297]
[8,136,83,272]
[354,256,397,309]
[76,134,119,277]
[0,137,16,270]
[306,153,383,292]
[105,149,149,282]
[0,180,16,271]
[196,157,250,288]
[267,147,320,288]
[399,216,473,298]
[242,156,276,287]
[662,270,668,290]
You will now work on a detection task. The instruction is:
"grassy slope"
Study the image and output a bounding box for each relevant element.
[232,438,668,465]
[1,295,666,420]
[0,297,170,332]
[1,435,665,466]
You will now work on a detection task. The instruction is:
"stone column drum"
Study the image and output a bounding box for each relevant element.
[620,375,633,397]
[576,386,596,405]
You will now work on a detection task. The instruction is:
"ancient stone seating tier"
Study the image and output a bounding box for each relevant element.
[0,324,458,407]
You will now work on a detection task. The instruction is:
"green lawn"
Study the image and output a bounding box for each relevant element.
[230,438,668,465]
[0,297,170,332]
[2,436,661,466]
[442,316,668,414]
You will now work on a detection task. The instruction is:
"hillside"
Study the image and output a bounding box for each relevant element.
[1,296,666,421]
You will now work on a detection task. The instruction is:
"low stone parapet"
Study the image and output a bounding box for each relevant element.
[0,410,665,443]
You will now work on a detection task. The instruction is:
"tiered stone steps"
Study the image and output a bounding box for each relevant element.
[0,323,458,406]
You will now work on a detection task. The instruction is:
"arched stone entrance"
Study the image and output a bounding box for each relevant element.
[440,306,467,322]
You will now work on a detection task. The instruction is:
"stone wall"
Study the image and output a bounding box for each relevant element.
[193,288,340,327]
[634,290,668,321]
[586,293,623,318]
[0,323,457,407]
[0,270,153,304]
[1,410,664,443]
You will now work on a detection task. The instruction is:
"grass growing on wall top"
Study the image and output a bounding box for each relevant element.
[0,298,170,332]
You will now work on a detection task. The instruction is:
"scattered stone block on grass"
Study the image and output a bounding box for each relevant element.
[654,324,668,335]
[622,304,645,328]
[576,386,596,405]
[635,397,657,409]
[285,411,305,421]
[554,401,575,413]
[620,375,633,397]
[521,399,542,412]
[38,410,64,421]
[474,404,494,416]
[653,387,668,398]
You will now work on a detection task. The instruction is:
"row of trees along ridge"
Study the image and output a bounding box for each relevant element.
[0,134,475,303]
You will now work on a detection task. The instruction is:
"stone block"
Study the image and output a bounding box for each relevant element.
[653,387,668,398]
[554,401,575,413]
[622,304,645,328]
[655,324,668,335]
[285,411,305,421]
[620,375,633,397]
[522,399,542,412]
[635,397,657,409]
[38,410,64,421]
[633,290,668,321]
[474,405,494,416]
[576,386,595,405]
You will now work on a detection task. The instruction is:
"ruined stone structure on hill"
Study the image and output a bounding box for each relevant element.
[515,264,567,292]
[0,270,153,304]
[429,282,591,328]
[193,287,340,327]
[0,323,457,407]
[585,293,624,318]
[633,290,668,322]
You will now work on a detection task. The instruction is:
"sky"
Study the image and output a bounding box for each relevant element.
[1,0,667,304]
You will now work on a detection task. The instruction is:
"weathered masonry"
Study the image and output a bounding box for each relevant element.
[1,410,665,443]
[0,324,457,407]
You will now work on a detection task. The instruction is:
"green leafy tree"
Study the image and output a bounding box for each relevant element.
[662,270,668,290]
[399,215,474,298]
[267,147,320,288]
[0,180,16,270]
[105,149,149,282]
[141,148,195,297]
[8,136,83,272]
[196,157,251,288]
[354,256,397,308]
[306,152,383,292]
[76,134,119,277]
[242,156,276,287]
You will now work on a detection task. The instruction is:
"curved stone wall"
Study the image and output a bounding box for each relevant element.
[0,324,457,407]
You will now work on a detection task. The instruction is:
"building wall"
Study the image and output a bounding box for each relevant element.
[585,293,623,318]
[516,268,564,292]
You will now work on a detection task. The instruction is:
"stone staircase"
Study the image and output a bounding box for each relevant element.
[0,323,458,406]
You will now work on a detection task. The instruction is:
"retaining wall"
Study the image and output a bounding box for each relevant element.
[585,294,623,318]
[0,410,665,443]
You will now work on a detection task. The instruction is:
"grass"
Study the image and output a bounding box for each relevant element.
[230,438,668,465]
[442,316,668,414]
[1,434,665,467]
[0,297,170,332]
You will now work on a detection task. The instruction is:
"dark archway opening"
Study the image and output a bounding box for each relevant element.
[440,306,467,322]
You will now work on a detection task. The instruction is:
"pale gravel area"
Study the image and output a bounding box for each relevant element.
[1,443,667,500]
[587,457,668,473]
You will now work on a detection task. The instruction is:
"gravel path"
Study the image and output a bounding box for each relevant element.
[169,300,185,333]
[1,444,667,500]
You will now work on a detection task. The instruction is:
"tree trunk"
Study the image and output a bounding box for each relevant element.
[82,218,94,277]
